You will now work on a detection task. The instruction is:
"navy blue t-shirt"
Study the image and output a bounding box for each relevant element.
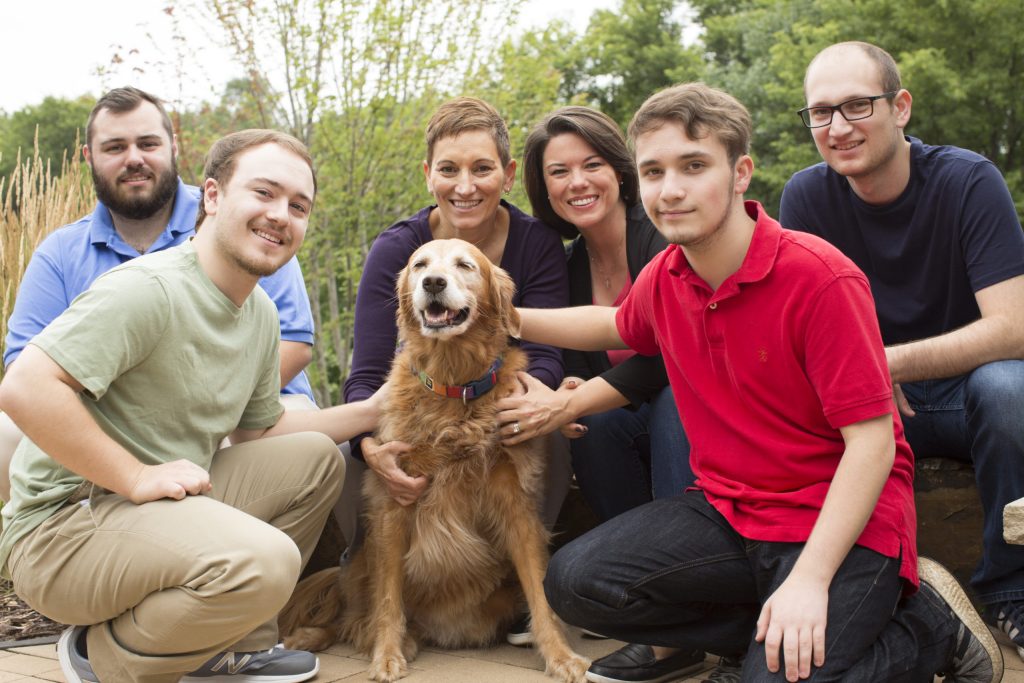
[779,136,1024,346]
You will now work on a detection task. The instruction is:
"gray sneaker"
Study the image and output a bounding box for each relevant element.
[57,626,98,683]
[182,643,319,682]
[919,556,1003,683]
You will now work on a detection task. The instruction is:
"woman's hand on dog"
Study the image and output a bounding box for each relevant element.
[362,436,427,506]
[496,372,584,445]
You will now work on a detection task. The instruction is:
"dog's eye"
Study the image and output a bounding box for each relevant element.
[412,260,427,269]
[456,260,476,271]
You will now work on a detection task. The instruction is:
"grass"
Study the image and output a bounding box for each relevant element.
[0,138,94,381]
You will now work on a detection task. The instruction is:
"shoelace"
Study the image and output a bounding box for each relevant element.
[991,601,1024,642]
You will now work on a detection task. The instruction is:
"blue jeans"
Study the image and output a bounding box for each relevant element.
[901,359,1024,603]
[571,386,694,521]
[545,491,957,681]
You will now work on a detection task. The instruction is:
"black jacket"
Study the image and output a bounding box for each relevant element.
[563,204,671,407]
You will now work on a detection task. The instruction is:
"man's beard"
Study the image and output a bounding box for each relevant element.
[92,160,179,220]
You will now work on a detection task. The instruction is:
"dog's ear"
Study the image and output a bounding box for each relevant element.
[490,265,521,338]
[396,262,413,329]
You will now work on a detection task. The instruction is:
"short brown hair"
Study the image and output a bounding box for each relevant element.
[523,106,638,239]
[86,86,174,148]
[805,41,902,96]
[628,83,752,165]
[425,97,511,167]
[195,129,317,229]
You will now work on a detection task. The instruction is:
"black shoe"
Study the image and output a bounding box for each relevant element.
[506,612,533,647]
[586,643,705,683]
[700,655,743,683]
[919,556,1003,683]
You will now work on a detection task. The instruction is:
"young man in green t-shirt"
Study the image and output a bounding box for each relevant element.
[0,130,378,683]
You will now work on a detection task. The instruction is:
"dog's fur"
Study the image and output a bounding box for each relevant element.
[280,239,588,683]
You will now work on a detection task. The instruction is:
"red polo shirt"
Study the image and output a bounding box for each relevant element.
[616,201,917,587]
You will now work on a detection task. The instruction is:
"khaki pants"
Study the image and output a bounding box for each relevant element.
[8,431,343,683]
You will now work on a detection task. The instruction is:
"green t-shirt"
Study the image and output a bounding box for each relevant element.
[0,242,283,572]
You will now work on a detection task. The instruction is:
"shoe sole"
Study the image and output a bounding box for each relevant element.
[57,627,96,683]
[506,631,534,647]
[585,660,706,683]
[180,656,319,682]
[919,557,1003,683]
[581,629,610,639]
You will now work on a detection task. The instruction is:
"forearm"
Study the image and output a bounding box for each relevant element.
[887,316,1023,383]
[888,275,1024,383]
[279,340,313,387]
[241,397,380,445]
[789,414,894,586]
[0,347,144,496]
[518,306,626,351]
[564,377,630,420]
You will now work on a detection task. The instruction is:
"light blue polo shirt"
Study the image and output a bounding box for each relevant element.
[3,179,316,400]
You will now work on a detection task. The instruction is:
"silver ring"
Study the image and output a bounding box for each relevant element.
[512,422,521,434]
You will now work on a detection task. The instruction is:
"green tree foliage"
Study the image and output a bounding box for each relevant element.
[693,0,1024,217]
[0,96,95,180]
[567,0,703,127]
[174,78,277,184]
[466,21,585,212]
[194,0,528,403]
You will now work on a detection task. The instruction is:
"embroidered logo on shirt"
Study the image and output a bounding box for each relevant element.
[758,347,769,363]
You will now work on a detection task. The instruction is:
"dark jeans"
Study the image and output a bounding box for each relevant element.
[901,359,1024,603]
[545,491,957,681]
[571,386,694,521]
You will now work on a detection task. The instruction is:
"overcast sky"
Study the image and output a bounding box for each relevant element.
[0,0,609,114]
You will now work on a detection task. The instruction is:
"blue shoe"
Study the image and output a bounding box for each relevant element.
[57,626,98,683]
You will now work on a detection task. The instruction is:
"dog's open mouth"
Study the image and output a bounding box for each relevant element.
[421,302,470,329]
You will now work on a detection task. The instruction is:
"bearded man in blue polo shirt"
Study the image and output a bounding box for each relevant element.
[0,86,318,500]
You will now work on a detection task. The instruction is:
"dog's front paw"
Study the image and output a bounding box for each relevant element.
[368,648,408,683]
[546,652,590,683]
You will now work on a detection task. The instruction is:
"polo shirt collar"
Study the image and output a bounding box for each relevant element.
[666,200,781,297]
[87,178,194,253]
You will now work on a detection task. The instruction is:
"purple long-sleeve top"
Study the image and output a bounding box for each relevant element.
[344,200,569,459]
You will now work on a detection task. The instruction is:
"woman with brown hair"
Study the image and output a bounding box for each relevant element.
[501,105,694,522]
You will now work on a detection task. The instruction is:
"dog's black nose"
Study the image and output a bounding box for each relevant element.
[422,276,447,294]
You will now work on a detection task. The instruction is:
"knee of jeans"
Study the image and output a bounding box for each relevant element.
[544,546,587,622]
[965,361,1024,435]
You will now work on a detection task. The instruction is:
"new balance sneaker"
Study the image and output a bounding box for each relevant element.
[983,598,1024,661]
[182,644,319,682]
[57,626,98,683]
[585,643,705,683]
[506,612,533,647]
[919,556,1003,683]
[700,655,743,683]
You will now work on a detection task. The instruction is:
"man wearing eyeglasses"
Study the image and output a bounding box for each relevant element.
[780,40,1024,659]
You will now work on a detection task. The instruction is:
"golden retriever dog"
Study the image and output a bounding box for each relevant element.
[280,239,588,683]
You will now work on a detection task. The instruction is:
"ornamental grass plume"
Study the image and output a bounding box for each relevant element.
[0,132,94,380]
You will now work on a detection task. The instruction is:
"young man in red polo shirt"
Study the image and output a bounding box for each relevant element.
[515,83,1001,683]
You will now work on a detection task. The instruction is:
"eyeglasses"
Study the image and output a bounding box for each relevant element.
[797,92,898,128]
